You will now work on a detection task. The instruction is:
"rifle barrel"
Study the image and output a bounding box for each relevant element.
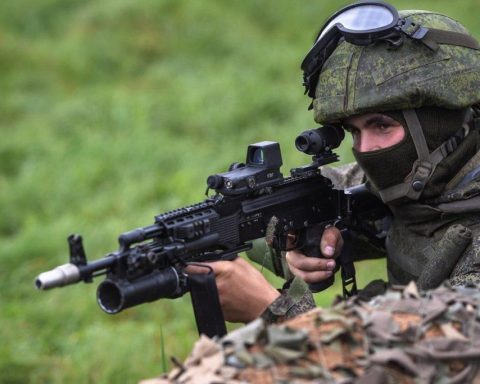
[35,263,81,290]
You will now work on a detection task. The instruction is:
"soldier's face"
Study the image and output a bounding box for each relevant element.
[343,113,405,152]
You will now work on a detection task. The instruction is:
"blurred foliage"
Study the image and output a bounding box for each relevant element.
[0,0,478,382]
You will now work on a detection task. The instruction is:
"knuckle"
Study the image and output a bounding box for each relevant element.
[306,257,326,271]
[286,251,303,268]
[298,258,315,270]
[305,272,329,284]
[315,258,328,268]
[293,268,307,280]
[285,251,294,262]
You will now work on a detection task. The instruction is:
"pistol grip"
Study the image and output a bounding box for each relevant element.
[298,224,335,293]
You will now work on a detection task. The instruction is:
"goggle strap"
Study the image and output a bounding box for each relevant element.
[418,28,480,51]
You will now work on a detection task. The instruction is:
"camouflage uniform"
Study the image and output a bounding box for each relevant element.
[246,238,316,323]
[250,151,480,322]
[387,150,480,288]
[251,9,480,321]
[309,9,480,291]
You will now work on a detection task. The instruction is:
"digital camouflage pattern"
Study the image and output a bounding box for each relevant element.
[386,150,480,288]
[313,11,480,124]
[259,276,316,325]
[318,162,365,191]
[141,282,480,383]
[249,150,480,302]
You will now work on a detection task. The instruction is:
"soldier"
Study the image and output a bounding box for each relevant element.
[197,2,480,324]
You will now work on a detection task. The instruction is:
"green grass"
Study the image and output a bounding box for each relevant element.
[1,0,478,382]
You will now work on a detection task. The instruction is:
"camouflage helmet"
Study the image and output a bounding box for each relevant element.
[304,5,480,203]
[311,10,480,124]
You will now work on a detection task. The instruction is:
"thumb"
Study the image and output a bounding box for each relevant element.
[184,261,228,276]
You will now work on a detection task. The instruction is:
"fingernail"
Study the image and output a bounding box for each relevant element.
[324,246,335,256]
[327,261,335,270]
[326,271,333,277]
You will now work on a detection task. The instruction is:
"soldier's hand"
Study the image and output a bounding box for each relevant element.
[286,226,343,284]
[185,257,280,323]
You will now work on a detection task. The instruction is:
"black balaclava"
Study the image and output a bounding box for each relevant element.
[351,107,479,202]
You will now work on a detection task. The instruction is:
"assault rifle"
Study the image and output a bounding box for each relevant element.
[35,125,388,337]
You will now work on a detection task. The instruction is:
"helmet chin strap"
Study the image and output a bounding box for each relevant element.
[377,109,471,203]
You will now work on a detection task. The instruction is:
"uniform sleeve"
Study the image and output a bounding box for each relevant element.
[246,238,293,280]
[260,276,316,324]
[247,241,316,324]
[448,224,480,287]
[320,162,365,189]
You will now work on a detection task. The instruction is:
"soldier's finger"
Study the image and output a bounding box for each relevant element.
[286,250,336,272]
[288,264,333,284]
[184,263,210,275]
[320,226,343,258]
[184,261,229,276]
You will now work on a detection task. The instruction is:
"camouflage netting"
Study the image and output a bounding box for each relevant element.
[141,282,480,384]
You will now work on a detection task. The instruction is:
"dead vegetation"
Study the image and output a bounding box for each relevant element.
[142,282,480,383]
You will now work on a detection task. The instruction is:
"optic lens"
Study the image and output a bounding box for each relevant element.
[319,5,395,40]
[250,148,264,165]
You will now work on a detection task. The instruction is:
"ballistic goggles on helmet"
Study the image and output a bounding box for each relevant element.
[301,1,479,99]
